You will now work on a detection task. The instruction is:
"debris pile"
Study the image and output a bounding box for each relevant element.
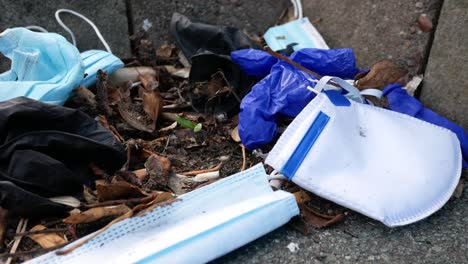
[0,3,467,264]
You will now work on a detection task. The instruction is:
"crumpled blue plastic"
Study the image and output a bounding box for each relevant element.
[0,28,84,105]
[81,50,124,88]
[233,48,359,150]
[383,84,468,168]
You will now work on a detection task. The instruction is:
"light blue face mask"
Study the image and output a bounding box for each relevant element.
[80,50,124,88]
[264,17,329,52]
[26,164,299,264]
[0,28,84,105]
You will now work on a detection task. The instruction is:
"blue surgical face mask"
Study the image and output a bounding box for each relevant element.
[26,164,299,264]
[264,17,329,52]
[0,28,84,105]
[80,50,124,88]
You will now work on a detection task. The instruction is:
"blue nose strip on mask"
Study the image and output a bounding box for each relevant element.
[80,50,124,87]
[0,28,84,105]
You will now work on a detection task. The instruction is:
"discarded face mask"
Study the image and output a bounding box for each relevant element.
[264,17,329,53]
[0,28,84,105]
[27,164,299,264]
[383,84,468,168]
[81,50,124,87]
[266,83,462,227]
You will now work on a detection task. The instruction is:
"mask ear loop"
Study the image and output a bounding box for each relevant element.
[268,169,287,181]
[55,9,112,54]
[24,26,48,33]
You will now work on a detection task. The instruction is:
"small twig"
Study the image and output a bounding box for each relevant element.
[56,195,176,255]
[0,242,71,258]
[343,229,359,238]
[162,103,191,109]
[264,46,322,79]
[180,162,223,176]
[13,228,68,237]
[162,136,171,154]
[241,145,247,171]
[264,46,342,88]
[0,208,8,247]
[82,196,153,209]
[67,225,78,240]
[43,219,65,228]
[96,70,112,119]
[216,71,242,103]
[6,218,28,264]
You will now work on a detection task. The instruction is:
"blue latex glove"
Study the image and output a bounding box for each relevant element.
[81,50,124,87]
[0,28,84,105]
[384,84,468,168]
[235,48,359,150]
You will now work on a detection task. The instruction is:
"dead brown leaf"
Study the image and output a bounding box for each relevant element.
[28,225,67,249]
[354,59,407,90]
[137,74,163,131]
[142,90,163,129]
[156,43,175,58]
[83,186,98,204]
[96,180,146,202]
[139,74,159,91]
[64,204,131,224]
[293,189,312,205]
[300,204,345,228]
[115,170,143,187]
[117,82,155,133]
[136,192,176,216]
[133,169,149,182]
[145,154,172,186]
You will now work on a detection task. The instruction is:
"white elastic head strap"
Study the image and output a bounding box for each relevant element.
[55,9,112,53]
[314,76,367,104]
[360,88,383,99]
[289,0,303,19]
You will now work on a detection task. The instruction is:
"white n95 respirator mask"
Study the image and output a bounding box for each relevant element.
[266,78,462,227]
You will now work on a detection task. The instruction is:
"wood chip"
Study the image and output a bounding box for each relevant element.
[231,126,241,142]
[28,225,67,249]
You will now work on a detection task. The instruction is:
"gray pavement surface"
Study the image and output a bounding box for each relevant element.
[0,0,130,59]
[213,178,468,263]
[1,0,467,263]
[302,0,442,75]
[130,0,288,48]
[420,0,468,130]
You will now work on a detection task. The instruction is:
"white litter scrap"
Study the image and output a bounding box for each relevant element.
[404,75,423,96]
[287,242,300,253]
[142,18,153,31]
[26,164,299,264]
